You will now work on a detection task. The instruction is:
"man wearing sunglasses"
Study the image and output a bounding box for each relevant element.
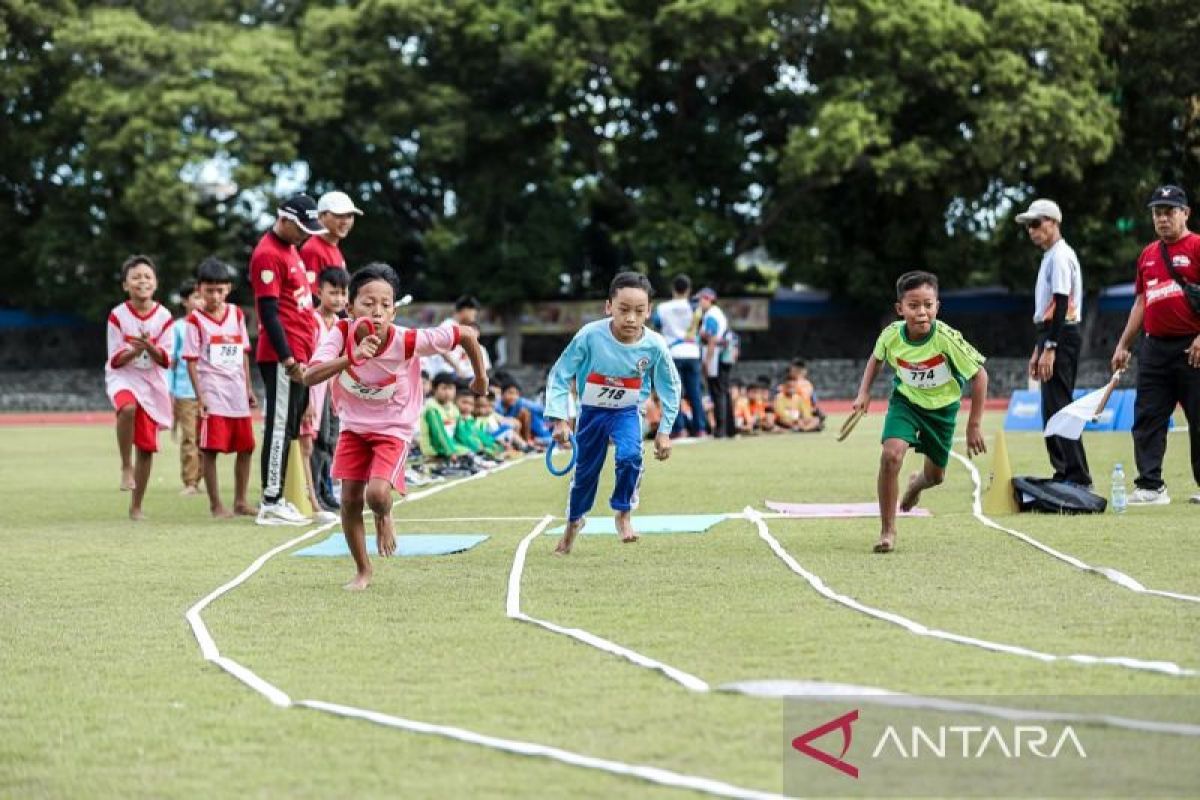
[1016,198,1091,488]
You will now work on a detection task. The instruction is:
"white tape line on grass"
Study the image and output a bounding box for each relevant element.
[186,464,788,800]
[507,517,712,693]
[745,507,1196,678]
[720,680,1200,737]
[297,699,786,800]
[949,451,1200,604]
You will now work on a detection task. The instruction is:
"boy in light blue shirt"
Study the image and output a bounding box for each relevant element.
[170,280,202,494]
[545,272,681,554]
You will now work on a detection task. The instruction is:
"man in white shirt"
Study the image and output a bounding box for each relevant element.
[697,287,733,438]
[422,294,492,380]
[1016,197,1091,487]
[651,274,707,436]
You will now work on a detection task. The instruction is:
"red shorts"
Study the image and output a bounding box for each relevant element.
[199,414,256,454]
[113,390,159,453]
[332,431,408,490]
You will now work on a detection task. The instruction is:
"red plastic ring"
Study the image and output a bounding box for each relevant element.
[346,318,377,367]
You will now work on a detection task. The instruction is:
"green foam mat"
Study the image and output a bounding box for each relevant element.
[546,514,728,535]
[293,533,489,558]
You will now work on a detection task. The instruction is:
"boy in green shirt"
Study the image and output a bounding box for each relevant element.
[853,271,989,553]
[419,372,470,460]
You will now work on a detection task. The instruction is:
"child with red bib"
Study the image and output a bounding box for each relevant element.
[305,263,487,590]
[183,257,258,518]
[105,255,174,520]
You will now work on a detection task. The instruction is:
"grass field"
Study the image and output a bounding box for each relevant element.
[2,412,1198,798]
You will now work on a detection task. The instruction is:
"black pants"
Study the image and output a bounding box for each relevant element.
[259,361,309,504]
[1039,325,1091,485]
[706,364,735,438]
[310,390,339,509]
[1132,334,1200,491]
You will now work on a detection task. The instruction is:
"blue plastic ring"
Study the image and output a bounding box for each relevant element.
[545,434,578,476]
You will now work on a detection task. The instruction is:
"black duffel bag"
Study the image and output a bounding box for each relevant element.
[1012,476,1108,514]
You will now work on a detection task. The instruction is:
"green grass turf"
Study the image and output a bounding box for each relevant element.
[1,413,1197,798]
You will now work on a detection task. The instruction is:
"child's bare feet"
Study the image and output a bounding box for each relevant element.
[211,506,234,519]
[233,503,258,516]
[614,511,639,544]
[344,572,372,591]
[555,518,585,555]
[120,468,136,491]
[129,507,144,521]
[179,484,200,496]
[899,472,924,512]
[873,530,896,553]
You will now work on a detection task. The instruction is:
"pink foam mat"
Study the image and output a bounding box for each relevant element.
[765,501,932,518]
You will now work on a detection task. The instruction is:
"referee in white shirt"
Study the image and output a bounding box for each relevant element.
[1016,198,1091,487]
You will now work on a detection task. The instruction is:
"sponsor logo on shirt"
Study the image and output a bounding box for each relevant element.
[635,356,650,375]
[1146,282,1183,305]
[260,269,275,285]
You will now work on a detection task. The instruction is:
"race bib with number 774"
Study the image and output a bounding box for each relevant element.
[896,355,952,390]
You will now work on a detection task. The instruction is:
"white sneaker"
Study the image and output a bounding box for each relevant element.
[1128,487,1171,506]
[312,509,339,523]
[256,501,312,526]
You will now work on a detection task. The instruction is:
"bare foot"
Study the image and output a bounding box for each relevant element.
[129,507,145,521]
[873,531,896,553]
[120,468,136,491]
[211,506,234,519]
[179,485,200,496]
[233,504,258,517]
[614,511,639,544]
[899,472,924,512]
[343,572,372,591]
[376,515,396,557]
[555,518,585,555]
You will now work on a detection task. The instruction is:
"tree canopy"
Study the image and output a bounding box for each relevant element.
[2,0,1197,318]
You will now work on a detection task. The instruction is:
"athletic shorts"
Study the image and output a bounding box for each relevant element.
[199,414,255,454]
[881,392,959,469]
[114,390,158,453]
[332,430,408,490]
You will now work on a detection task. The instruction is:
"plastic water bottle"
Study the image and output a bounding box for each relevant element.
[1111,464,1127,514]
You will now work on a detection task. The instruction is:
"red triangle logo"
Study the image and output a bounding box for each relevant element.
[791,709,859,778]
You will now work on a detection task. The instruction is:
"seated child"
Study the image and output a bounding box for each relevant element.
[495,377,551,449]
[304,262,488,590]
[774,378,821,432]
[454,386,505,461]
[475,393,531,454]
[419,372,472,464]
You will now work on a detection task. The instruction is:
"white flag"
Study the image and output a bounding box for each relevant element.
[1043,375,1121,440]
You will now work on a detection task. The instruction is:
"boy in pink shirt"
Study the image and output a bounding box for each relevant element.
[105,255,175,520]
[305,263,488,590]
[183,258,258,518]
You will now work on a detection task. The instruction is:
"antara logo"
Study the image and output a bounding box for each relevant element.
[791,711,1088,779]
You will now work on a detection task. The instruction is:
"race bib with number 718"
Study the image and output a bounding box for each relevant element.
[580,372,641,409]
[896,355,952,390]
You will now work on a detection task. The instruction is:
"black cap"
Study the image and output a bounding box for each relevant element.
[1147,185,1189,209]
[277,194,326,234]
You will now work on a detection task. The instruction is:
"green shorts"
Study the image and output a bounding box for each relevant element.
[881,392,959,468]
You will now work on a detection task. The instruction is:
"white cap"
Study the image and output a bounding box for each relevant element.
[316,191,363,216]
[1014,198,1062,224]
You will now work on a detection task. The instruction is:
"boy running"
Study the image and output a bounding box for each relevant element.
[546,272,681,554]
[853,271,989,553]
[105,255,174,520]
[183,257,258,518]
[305,263,487,590]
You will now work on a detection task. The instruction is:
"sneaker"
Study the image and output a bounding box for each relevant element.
[1128,487,1170,506]
[405,467,433,487]
[1189,491,1200,505]
[256,501,312,526]
[312,509,339,524]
